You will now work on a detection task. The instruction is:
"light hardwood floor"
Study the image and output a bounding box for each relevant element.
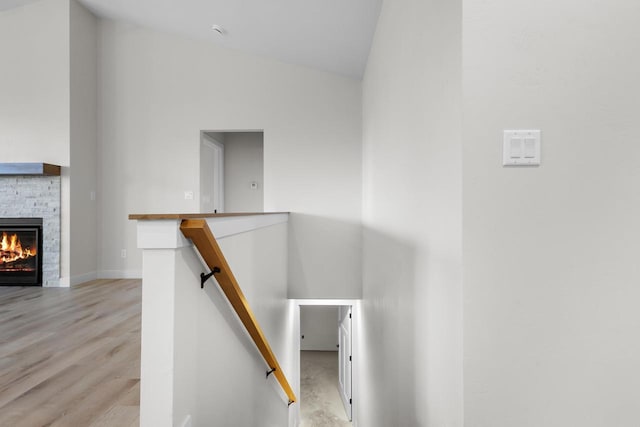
[0,279,141,427]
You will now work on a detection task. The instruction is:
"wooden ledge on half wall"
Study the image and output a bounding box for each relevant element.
[128,212,289,220]
[0,163,61,176]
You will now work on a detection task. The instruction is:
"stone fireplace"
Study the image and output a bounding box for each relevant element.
[0,164,61,286]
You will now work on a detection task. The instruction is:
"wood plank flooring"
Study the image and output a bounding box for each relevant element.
[0,279,141,426]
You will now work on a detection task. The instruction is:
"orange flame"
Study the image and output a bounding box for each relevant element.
[1,232,36,263]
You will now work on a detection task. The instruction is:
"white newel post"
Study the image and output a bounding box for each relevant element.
[137,220,191,427]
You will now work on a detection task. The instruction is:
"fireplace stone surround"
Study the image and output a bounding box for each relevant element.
[0,175,60,286]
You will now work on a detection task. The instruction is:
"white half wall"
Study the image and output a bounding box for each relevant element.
[360,0,463,425]
[98,20,362,297]
[463,0,640,425]
[137,219,295,427]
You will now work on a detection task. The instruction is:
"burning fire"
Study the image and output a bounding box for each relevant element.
[1,232,36,264]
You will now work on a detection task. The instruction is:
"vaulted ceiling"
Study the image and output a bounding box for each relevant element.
[0,0,383,78]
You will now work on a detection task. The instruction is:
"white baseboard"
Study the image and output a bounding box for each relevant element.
[59,271,98,287]
[98,269,142,279]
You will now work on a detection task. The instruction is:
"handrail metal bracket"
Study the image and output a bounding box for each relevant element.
[200,267,221,288]
[266,367,276,378]
[288,400,294,407]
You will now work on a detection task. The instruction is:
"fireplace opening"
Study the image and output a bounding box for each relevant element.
[0,218,43,286]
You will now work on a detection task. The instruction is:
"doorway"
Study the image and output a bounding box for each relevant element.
[199,131,264,214]
[296,300,359,426]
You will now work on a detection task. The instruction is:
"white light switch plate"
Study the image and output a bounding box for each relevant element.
[503,130,541,166]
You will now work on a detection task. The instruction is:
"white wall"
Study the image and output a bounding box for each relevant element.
[300,306,338,351]
[0,0,69,165]
[463,1,640,425]
[360,0,463,426]
[69,0,98,283]
[98,20,363,298]
[139,220,295,427]
[223,132,264,213]
[0,0,71,284]
[195,223,293,427]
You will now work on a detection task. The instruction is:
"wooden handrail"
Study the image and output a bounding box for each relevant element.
[180,219,297,405]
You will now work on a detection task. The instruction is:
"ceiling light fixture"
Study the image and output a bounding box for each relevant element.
[211,25,225,35]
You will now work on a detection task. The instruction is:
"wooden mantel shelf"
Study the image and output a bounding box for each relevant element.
[129,212,288,220]
[0,163,61,176]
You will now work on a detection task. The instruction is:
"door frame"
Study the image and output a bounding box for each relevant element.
[294,299,360,426]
